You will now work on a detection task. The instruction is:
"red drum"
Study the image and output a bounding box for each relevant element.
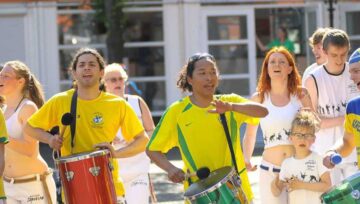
[55,150,117,204]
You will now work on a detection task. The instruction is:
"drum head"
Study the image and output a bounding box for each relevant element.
[184,166,234,198]
[55,149,110,163]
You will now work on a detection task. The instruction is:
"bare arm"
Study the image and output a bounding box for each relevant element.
[243,124,259,168]
[271,175,285,197]
[256,35,268,52]
[24,123,63,150]
[96,131,149,158]
[323,131,355,168]
[305,77,344,128]
[139,97,155,137]
[287,172,331,192]
[8,104,39,157]
[209,100,268,118]
[146,149,185,183]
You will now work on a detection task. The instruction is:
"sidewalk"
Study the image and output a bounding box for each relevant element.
[150,157,262,204]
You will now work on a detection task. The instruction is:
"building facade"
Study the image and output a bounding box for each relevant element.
[0,0,359,119]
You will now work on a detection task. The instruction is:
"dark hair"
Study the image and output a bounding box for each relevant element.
[69,48,105,71]
[176,53,217,92]
[4,60,45,108]
[322,29,350,50]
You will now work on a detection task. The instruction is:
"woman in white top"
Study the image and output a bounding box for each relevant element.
[243,47,314,204]
[0,61,56,203]
[103,63,155,204]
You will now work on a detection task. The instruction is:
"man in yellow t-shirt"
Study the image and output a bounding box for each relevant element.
[146,52,268,203]
[25,48,148,203]
[0,111,9,203]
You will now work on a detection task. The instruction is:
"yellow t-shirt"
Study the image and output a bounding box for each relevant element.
[344,96,360,169]
[28,89,144,196]
[0,111,8,199]
[147,94,259,201]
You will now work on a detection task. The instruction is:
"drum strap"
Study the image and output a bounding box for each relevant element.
[70,90,78,149]
[220,113,239,173]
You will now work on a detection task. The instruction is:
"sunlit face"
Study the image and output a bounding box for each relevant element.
[267,52,293,80]
[324,45,349,71]
[0,65,24,96]
[72,54,104,89]
[312,43,327,65]
[349,62,360,90]
[290,126,315,150]
[104,70,126,96]
[187,58,219,97]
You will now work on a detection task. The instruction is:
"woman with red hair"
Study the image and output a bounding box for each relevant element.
[243,47,314,203]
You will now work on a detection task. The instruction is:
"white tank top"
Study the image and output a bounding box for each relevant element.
[260,93,302,149]
[5,99,32,139]
[311,64,358,162]
[114,95,150,181]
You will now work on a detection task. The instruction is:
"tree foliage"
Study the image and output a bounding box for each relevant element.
[94,0,127,63]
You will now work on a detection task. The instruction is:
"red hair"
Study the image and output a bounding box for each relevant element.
[257,47,302,103]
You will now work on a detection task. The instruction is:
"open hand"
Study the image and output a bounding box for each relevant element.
[208,100,232,114]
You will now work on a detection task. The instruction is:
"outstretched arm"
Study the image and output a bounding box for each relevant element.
[209,100,268,118]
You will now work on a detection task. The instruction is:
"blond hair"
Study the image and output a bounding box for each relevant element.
[104,63,128,81]
[291,110,320,134]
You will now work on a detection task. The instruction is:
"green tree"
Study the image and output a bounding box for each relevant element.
[94,0,126,63]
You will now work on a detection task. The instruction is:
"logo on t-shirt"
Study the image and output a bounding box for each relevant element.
[92,112,104,128]
[352,119,360,132]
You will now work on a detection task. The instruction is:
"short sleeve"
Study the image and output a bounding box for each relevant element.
[147,106,178,153]
[28,96,59,131]
[0,112,8,144]
[279,159,290,181]
[119,101,145,141]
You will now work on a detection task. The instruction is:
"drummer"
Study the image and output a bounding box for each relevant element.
[24,47,149,204]
[323,47,360,170]
[145,52,268,202]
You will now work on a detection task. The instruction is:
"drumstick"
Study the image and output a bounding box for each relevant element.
[60,113,74,138]
[185,167,210,180]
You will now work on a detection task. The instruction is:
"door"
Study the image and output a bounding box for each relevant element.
[201,7,256,97]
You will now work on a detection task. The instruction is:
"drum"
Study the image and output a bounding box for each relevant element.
[321,171,360,204]
[55,149,117,204]
[184,166,248,204]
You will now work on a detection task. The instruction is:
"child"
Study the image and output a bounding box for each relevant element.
[271,110,331,204]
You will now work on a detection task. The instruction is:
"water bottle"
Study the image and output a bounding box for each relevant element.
[330,153,342,165]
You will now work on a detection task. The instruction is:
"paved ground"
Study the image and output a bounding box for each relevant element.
[41,144,262,203]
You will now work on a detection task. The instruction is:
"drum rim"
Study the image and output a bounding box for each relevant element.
[184,166,236,200]
[54,149,110,163]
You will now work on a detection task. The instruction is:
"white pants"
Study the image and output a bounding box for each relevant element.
[4,171,56,204]
[330,162,359,185]
[259,160,288,204]
[123,174,150,204]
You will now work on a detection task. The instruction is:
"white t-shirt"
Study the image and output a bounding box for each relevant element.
[279,152,329,204]
[302,63,322,85]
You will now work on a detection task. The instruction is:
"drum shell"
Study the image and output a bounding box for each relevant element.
[184,166,247,204]
[321,172,360,204]
[55,150,117,204]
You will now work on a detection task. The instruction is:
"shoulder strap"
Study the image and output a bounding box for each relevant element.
[220,113,239,173]
[70,90,77,148]
[310,74,319,98]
